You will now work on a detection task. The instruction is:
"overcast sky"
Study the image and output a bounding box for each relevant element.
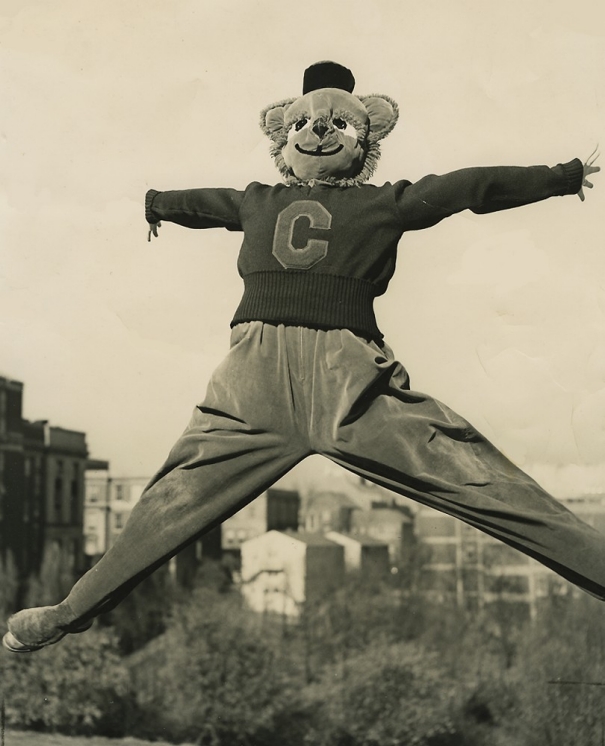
[1,0,604,497]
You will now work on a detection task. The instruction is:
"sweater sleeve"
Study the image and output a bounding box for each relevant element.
[145,187,246,231]
[394,158,584,231]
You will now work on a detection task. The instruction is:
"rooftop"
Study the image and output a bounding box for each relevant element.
[307,491,359,510]
[328,531,389,547]
[0,373,23,388]
[278,530,342,546]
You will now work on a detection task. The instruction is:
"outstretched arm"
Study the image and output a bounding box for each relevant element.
[396,156,592,231]
[145,187,246,241]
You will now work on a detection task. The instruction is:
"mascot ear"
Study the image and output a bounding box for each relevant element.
[360,95,399,142]
[260,98,297,143]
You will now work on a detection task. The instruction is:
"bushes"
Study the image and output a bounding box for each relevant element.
[4,561,605,746]
[123,580,503,746]
[101,566,177,655]
[296,642,462,746]
[128,587,299,745]
[24,544,77,609]
[510,593,605,746]
[1,627,137,737]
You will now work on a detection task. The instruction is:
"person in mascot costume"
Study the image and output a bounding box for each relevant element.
[4,60,602,652]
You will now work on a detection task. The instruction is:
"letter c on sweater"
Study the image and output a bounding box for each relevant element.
[272,201,332,269]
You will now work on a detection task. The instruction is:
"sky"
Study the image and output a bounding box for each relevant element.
[1,0,604,498]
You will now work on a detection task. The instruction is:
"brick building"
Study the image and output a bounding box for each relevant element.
[0,373,90,584]
[24,421,89,575]
[0,374,26,572]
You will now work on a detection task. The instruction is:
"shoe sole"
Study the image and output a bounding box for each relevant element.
[2,620,93,653]
[2,630,67,653]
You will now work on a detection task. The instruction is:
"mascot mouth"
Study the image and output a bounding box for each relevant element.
[295,143,344,157]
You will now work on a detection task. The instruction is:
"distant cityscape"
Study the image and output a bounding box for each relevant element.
[2,371,605,618]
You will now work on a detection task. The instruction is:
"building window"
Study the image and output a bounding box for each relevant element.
[54,459,64,520]
[70,463,80,523]
[0,390,6,436]
[71,480,79,521]
[115,484,125,501]
[86,533,98,555]
[0,452,4,519]
[462,542,479,564]
[115,513,124,530]
[33,458,42,497]
[54,475,63,520]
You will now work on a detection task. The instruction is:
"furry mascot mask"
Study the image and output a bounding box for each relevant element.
[260,61,399,186]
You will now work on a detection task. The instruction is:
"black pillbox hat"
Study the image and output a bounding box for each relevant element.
[302,61,355,94]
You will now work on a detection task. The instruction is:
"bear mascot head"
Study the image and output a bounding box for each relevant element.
[260,61,399,186]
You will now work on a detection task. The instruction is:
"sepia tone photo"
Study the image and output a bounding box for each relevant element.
[1,1,605,744]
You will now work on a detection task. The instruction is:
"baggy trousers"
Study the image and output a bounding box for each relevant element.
[65,322,605,621]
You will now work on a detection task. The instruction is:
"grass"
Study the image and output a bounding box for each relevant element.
[3,733,192,746]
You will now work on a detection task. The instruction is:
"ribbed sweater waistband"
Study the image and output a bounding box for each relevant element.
[231,271,383,341]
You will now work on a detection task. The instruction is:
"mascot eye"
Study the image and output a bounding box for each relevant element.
[295,118,309,132]
[333,119,359,140]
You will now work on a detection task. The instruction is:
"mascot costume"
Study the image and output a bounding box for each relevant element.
[4,61,602,652]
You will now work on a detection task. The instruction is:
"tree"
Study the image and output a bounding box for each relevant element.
[0,550,19,619]
[2,627,136,737]
[24,542,77,608]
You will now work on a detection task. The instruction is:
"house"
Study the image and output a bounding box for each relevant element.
[325,531,390,577]
[83,460,111,559]
[240,530,345,618]
[351,505,414,566]
[302,490,358,533]
[83,470,150,558]
[107,476,149,546]
[222,488,300,554]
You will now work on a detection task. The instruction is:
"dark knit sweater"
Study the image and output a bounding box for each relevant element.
[145,158,583,341]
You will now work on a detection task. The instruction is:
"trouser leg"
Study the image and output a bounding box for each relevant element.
[66,420,302,621]
[63,322,310,623]
[313,333,605,600]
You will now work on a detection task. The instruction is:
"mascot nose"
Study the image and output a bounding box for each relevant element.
[312,120,330,139]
